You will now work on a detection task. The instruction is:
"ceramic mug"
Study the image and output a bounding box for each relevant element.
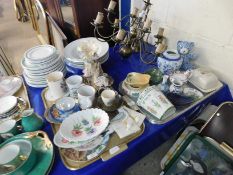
[21,108,44,132]
[0,119,21,140]
[66,75,83,98]
[78,85,96,109]
[101,89,116,106]
[46,71,67,100]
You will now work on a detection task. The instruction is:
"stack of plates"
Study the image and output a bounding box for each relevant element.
[53,108,110,161]
[64,37,109,70]
[0,96,27,120]
[21,45,66,88]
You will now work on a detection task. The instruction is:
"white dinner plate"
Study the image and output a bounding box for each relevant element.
[21,55,63,71]
[60,108,109,142]
[0,96,18,114]
[64,37,109,63]
[0,76,22,98]
[24,45,56,61]
[23,61,64,76]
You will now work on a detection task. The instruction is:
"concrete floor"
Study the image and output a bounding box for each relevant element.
[122,138,175,175]
[0,1,175,174]
[0,0,39,74]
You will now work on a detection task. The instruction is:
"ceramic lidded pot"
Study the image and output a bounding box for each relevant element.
[21,108,44,132]
[157,49,183,75]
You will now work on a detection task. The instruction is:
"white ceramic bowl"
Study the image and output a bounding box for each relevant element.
[64,37,109,62]
[60,108,109,142]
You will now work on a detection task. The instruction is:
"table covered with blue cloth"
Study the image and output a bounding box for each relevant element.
[26,49,233,175]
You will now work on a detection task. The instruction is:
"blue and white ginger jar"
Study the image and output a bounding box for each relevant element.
[157,49,183,75]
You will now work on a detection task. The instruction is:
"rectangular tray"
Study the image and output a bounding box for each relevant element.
[120,82,222,124]
[41,88,145,170]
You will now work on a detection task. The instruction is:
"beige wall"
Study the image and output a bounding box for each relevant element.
[132,0,233,93]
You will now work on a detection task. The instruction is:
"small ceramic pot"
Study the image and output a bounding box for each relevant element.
[46,71,68,100]
[78,85,96,109]
[157,49,183,75]
[21,109,44,132]
[101,89,117,106]
[66,75,83,98]
[0,119,21,140]
[145,68,163,85]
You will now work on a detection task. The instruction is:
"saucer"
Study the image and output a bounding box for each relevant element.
[48,104,80,122]
[0,97,27,120]
[45,89,69,102]
[97,95,123,112]
[166,93,194,107]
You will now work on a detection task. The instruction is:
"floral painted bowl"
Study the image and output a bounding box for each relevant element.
[60,108,109,142]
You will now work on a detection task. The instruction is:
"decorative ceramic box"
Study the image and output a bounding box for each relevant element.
[157,50,183,75]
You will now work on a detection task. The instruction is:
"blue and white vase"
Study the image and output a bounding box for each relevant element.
[157,50,183,75]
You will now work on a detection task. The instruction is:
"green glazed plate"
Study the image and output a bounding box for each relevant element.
[0,131,54,175]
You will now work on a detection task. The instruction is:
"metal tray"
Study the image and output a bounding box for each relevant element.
[41,87,145,170]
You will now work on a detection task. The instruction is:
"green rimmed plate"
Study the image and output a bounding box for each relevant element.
[0,131,54,175]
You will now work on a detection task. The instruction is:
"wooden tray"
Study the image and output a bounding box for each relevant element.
[41,88,145,170]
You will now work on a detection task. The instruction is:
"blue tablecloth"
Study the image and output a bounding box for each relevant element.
[26,49,233,175]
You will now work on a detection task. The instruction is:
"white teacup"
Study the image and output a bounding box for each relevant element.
[46,71,67,100]
[78,85,96,109]
[101,89,116,106]
[66,75,83,98]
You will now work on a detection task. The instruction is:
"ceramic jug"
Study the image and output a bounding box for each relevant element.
[21,109,44,132]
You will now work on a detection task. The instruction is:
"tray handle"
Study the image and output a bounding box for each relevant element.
[220,142,233,157]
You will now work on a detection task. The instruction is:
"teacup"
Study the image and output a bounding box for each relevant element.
[46,71,68,100]
[56,97,76,112]
[78,85,96,109]
[101,89,116,106]
[21,109,44,132]
[66,75,83,98]
[0,119,21,140]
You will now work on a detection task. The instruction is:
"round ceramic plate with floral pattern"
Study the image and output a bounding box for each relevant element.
[60,108,109,142]
[53,129,103,150]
